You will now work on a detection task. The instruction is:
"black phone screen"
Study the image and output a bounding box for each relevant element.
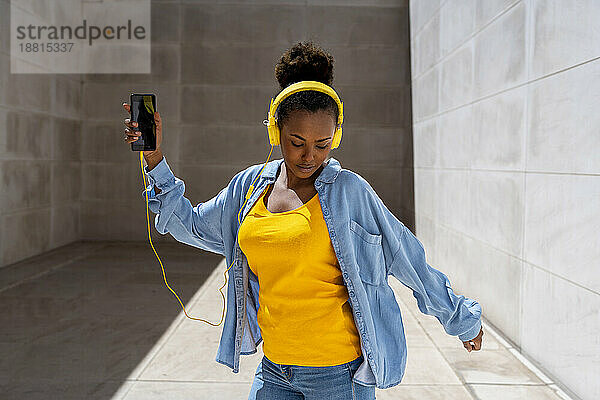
[130,93,157,151]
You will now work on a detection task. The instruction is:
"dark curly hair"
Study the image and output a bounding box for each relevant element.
[273,40,339,133]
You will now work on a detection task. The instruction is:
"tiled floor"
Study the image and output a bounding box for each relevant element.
[0,241,573,399]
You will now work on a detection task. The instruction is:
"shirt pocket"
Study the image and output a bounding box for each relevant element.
[349,219,384,286]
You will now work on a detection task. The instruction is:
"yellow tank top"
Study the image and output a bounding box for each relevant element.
[238,183,362,366]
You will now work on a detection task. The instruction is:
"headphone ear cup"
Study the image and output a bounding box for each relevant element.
[273,126,280,146]
[268,124,280,146]
[331,126,342,149]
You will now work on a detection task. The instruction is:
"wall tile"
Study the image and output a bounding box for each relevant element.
[413,65,439,121]
[3,111,52,159]
[53,117,82,161]
[474,0,518,31]
[439,0,476,58]
[151,2,180,43]
[473,2,526,98]
[527,59,600,174]
[0,0,9,55]
[50,204,79,249]
[469,170,523,255]
[51,161,81,204]
[471,85,525,170]
[409,0,441,38]
[51,76,82,119]
[524,173,600,292]
[0,209,51,266]
[0,160,51,210]
[531,0,600,79]
[438,105,473,169]
[415,167,437,220]
[0,52,7,107]
[3,73,51,111]
[436,169,471,235]
[413,119,437,168]
[440,42,473,111]
[413,12,440,78]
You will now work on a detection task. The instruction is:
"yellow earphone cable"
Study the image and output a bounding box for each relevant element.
[138,144,274,325]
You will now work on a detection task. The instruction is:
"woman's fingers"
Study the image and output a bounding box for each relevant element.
[124,118,137,129]
[125,127,141,136]
[125,134,140,142]
[462,337,482,352]
[122,102,138,129]
[123,102,140,143]
[124,126,141,142]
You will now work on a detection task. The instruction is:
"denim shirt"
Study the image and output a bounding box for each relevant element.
[140,155,482,389]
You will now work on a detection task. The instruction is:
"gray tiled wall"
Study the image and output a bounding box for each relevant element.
[0,1,413,264]
[0,0,83,267]
[410,1,599,399]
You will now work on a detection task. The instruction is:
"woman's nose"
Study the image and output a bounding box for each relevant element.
[302,148,316,161]
[302,153,315,163]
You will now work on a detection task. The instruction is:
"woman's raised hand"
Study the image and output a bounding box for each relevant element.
[122,102,163,158]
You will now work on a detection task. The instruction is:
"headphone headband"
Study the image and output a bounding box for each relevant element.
[269,80,344,126]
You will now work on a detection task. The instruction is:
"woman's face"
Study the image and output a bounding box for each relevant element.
[279,109,336,184]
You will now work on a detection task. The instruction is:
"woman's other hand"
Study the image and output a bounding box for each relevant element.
[462,327,483,352]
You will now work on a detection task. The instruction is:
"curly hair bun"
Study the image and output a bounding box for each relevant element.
[275,40,335,90]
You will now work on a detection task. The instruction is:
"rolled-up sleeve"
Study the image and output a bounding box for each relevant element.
[387,226,482,341]
[140,155,226,256]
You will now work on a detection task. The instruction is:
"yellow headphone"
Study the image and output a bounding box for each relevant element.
[265,80,344,149]
[138,80,344,325]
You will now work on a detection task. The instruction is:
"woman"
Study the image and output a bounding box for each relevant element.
[123,41,483,400]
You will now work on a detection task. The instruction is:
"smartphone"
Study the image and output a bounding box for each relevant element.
[130,93,157,152]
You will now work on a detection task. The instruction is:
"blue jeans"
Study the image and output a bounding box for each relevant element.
[247,354,376,400]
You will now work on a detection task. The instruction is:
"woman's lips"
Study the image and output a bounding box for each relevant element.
[297,164,314,172]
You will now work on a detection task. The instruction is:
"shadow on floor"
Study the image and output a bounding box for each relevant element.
[0,240,223,399]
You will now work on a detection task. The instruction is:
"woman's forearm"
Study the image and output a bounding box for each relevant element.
[144,149,164,171]
[144,149,164,194]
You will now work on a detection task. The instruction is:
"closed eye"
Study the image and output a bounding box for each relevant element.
[291,142,328,149]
